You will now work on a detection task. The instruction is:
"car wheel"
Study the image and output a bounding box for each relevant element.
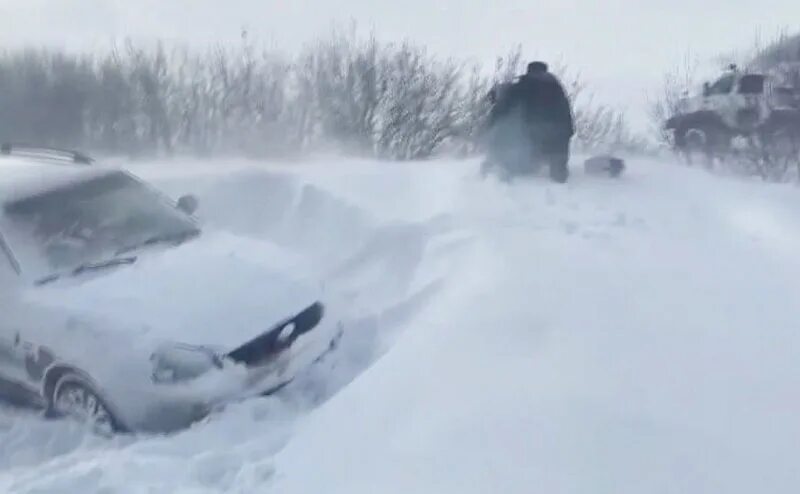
[48,373,125,435]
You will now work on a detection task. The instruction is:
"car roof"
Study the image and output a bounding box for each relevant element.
[0,155,121,206]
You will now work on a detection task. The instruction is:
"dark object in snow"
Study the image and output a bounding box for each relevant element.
[584,155,625,178]
[227,302,325,367]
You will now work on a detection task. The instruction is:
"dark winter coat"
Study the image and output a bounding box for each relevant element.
[489,72,575,144]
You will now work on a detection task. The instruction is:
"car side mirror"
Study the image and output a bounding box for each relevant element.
[176,194,198,215]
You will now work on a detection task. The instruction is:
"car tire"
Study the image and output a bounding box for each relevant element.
[47,373,127,435]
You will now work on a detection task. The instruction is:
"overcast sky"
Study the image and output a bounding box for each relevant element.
[0,0,797,130]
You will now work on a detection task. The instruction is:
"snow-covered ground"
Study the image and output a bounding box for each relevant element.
[2,156,800,493]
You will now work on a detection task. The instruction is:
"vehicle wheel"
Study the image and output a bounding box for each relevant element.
[682,128,707,164]
[48,374,125,435]
[548,155,569,183]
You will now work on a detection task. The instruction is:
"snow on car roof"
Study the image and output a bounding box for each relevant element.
[0,155,120,205]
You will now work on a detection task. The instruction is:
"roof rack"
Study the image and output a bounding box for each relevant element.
[0,143,95,165]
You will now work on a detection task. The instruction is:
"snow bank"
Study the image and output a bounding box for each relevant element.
[268,159,800,494]
[2,157,800,493]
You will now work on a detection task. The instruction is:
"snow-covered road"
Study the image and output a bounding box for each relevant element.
[2,157,800,493]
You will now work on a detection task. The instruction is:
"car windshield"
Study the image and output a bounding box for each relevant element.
[1,171,199,279]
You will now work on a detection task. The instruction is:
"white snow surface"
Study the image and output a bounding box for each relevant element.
[2,156,800,493]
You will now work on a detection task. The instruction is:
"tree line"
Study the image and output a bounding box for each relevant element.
[0,28,646,162]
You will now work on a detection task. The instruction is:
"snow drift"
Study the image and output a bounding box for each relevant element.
[2,157,800,493]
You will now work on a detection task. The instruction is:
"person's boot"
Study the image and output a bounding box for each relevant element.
[549,160,569,183]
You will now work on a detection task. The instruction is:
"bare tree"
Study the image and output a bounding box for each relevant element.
[376,44,464,159]
[296,25,389,155]
[647,51,699,148]
[0,30,649,161]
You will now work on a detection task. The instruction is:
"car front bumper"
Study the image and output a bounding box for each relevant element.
[123,303,343,433]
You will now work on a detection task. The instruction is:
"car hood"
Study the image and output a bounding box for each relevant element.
[25,231,323,350]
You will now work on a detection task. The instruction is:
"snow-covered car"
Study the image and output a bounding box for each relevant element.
[0,145,342,434]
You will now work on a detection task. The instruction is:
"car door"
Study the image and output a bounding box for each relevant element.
[0,231,45,406]
[704,74,737,127]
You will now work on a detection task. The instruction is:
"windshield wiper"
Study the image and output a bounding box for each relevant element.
[35,256,138,286]
[72,256,138,275]
[115,229,200,255]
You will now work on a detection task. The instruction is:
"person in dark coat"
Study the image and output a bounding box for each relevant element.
[486,61,575,183]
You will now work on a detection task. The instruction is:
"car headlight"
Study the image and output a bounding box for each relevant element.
[150,343,224,384]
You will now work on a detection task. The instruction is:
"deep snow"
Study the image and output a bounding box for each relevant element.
[2,156,800,493]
